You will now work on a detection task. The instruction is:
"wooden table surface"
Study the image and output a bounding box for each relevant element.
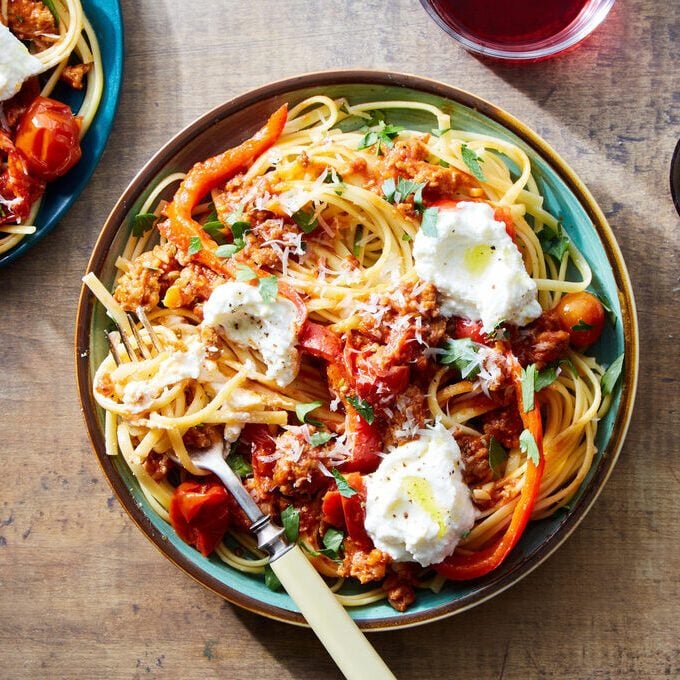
[2,1,678,678]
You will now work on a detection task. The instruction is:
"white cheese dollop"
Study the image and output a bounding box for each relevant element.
[202,281,300,387]
[363,422,476,567]
[413,201,542,332]
[0,25,43,102]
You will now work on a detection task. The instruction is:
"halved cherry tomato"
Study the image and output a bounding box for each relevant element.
[0,131,45,223]
[298,320,343,362]
[554,292,605,349]
[15,97,81,182]
[340,473,374,551]
[169,479,231,556]
[241,423,276,478]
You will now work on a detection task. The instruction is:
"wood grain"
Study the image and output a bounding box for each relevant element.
[1,1,678,678]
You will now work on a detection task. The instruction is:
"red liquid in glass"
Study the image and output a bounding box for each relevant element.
[429,0,589,45]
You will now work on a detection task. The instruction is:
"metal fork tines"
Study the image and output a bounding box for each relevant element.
[106,306,162,366]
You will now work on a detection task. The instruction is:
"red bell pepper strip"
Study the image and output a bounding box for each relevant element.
[321,488,346,529]
[159,104,288,276]
[434,356,545,580]
[342,409,383,474]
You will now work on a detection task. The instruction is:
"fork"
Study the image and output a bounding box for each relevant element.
[107,310,395,680]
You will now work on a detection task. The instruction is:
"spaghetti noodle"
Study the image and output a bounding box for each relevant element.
[0,0,103,254]
[85,96,616,611]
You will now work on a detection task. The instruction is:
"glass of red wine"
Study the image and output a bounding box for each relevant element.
[420,0,616,61]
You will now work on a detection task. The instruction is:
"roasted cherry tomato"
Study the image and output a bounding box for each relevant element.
[298,320,343,362]
[169,479,231,556]
[452,317,492,345]
[340,473,374,551]
[321,489,346,529]
[555,292,605,349]
[14,97,82,182]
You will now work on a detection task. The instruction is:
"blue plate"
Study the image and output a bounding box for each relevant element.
[77,72,638,630]
[0,0,124,269]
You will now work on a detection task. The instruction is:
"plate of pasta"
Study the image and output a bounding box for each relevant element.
[0,0,123,267]
[76,72,638,629]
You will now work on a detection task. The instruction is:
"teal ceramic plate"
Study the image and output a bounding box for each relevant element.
[76,71,638,630]
[0,0,124,269]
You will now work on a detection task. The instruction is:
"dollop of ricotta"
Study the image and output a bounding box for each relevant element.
[363,422,476,567]
[0,25,43,102]
[202,281,300,387]
[413,201,542,332]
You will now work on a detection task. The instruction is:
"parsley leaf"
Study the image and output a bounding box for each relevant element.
[322,527,345,558]
[42,0,60,26]
[521,364,537,412]
[430,127,452,138]
[292,208,318,233]
[226,208,251,239]
[420,207,439,237]
[601,353,624,396]
[258,275,278,303]
[534,366,559,392]
[226,451,252,478]
[402,231,413,241]
[347,395,374,424]
[281,505,300,543]
[461,143,486,182]
[597,292,618,327]
[188,236,203,255]
[439,338,483,379]
[202,220,226,244]
[215,240,245,258]
[572,319,594,331]
[538,225,570,262]
[131,212,157,237]
[331,468,358,498]
[358,121,404,154]
[295,400,323,427]
[488,436,508,480]
[559,357,578,378]
[235,263,257,281]
[519,429,540,466]
[323,168,343,183]
[382,177,427,207]
[439,159,450,168]
[264,565,282,591]
[310,431,333,447]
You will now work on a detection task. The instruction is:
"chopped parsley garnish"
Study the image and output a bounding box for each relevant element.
[226,451,252,479]
[281,505,300,543]
[322,527,345,558]
[292,208,318,233]
[537,224,570,262]
[295,400,323,427]
[597,292,618,327]
[572,319,594,331]
[264,565,282,591]
[521,364,537,412]
[461,143,486,182]
[488,436,508,480]
[188,236,203,255]
[601,353,624,396]
[382,177,427,209]
[347,395,374,424]
[439,338,483,379]
[357,119,404,155]
[131,212,157,237]
[559,357,578,378]
[323,168,343,183]
[430,127,452,138]
[534,365,559,392]
[420,206,439,237]
[519,429,540,466]
[310,431,333,447]
[258,275,278,303]
[439,159,450,168]
[235,263,257,281]
[215,240,245,258]
[202,220,227,244]
[226,208,251,238]
[401,231,413,241]
[331,468,358,498]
